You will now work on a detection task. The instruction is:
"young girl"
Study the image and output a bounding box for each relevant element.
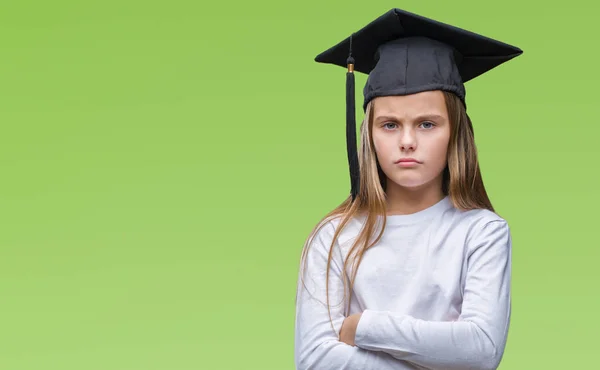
[294,8,522,370]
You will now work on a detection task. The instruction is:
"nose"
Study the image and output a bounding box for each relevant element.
[399,130,416,151]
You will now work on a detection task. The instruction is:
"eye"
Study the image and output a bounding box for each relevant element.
[419,121,436,129]
[383,122,397,130]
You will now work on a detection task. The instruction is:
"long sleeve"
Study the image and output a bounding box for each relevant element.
[353,219,512,370]
[294,221,422,370]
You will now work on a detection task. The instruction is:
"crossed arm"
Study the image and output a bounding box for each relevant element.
[294,219,512,370]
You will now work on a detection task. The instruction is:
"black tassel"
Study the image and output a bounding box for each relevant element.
[346,34,359,202]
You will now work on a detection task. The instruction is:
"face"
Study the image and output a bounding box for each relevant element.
[371,90,451,191]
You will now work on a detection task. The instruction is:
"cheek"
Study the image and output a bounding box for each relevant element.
[429,138,450,165]
[372,136,386,156]
[433,144,448,159]
[373,139,395,161]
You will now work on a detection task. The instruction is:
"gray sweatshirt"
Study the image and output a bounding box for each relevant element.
[294,196,512,370]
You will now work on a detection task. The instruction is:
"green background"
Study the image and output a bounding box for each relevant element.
[0,0,597,369]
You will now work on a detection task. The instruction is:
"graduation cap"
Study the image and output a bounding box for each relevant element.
[315,8,523,201]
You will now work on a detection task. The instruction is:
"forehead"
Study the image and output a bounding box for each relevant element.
[372,90,447,117]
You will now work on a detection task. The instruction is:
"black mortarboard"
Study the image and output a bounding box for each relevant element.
[314,8,523,201]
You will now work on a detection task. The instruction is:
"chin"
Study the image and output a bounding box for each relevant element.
[387,175,436,190]
[389,178,426,188]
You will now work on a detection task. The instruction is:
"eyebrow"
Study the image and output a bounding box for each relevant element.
[375,114,446,123]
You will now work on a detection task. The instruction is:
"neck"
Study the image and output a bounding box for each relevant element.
[384,176,445,215]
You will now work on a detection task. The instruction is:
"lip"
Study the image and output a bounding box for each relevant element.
[394,158,421,167]
[394,158,421,164]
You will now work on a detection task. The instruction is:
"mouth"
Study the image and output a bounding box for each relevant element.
[396,161,420,167]
[394,159,421,164]
[394,158,421,167]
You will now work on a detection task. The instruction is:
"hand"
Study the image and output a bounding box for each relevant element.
[339,313,362,346]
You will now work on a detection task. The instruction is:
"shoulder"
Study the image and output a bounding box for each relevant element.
[455,207,508,229]
[306,214,364,253]
[450,207,512,253]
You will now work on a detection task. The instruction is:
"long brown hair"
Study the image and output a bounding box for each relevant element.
[296,90,495,335]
